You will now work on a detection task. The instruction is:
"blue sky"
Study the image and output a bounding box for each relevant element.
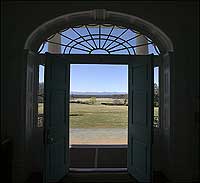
[39,65,159,92]
[70,64,128,92]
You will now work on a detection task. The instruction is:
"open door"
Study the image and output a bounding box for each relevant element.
[160,52,173,178]
[128,55,153,182]
[25,51,39,175]
[43,53,70,182]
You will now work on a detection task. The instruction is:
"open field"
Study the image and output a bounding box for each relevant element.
[71,97,125,105]
[38,97,159,128]
[38,98,159,144]
[70,103,128,128]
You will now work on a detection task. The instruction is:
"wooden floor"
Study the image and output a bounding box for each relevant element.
[60,172,137,183]
[26,171,169,183]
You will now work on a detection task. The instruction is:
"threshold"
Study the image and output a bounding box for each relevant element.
[69,168,127,172]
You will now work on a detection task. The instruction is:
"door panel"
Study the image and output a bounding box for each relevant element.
[128,56,153,182]
[160,52,173,176]
[26,51,39,174]
[44,53,70,182]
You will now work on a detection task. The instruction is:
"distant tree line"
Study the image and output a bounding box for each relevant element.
[70,94,127,99]
[112,94,128,99]
[154,83,159,107]
[38,83,44,103]
[38,83,159,107]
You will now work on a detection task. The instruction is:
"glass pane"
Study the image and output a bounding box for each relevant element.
[38,24,160,56]
[154,67,160,128]
[37,65,45,127]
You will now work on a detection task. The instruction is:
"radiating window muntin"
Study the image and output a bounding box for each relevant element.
[38,24,160,55]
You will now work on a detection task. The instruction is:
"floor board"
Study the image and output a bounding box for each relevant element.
[25,171,170,183]
[60,171,137,183]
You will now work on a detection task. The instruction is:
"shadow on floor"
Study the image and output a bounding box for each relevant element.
[25,171,170,183]
[60,171,137,183]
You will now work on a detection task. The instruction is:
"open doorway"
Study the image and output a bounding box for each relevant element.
[35,63,160,173]
[69,64,128,171]
[41,53,154,183]
[24,10,173,182]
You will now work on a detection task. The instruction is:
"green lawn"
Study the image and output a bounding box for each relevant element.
[38,103,44,114]
[154,107,159,117]
[70,103,128,128]
[38,98,159,128]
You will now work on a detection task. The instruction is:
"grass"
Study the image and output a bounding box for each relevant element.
[38,98,159,128]
[70,103,128,128]
[154,107,159,117]
[38,103,44,114]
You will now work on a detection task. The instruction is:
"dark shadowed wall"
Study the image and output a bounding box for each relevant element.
[1,1,199,182]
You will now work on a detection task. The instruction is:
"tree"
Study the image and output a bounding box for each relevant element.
[89,97,96,105]
[38,82,44,103]
[154,83,159,107]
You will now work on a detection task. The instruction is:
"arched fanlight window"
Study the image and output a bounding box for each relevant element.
[38,24,160,55]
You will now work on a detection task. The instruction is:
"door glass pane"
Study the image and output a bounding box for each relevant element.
[37,64,45,127]
[154,67,160,128]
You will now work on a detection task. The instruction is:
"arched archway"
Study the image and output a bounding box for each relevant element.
[24,9,173,53]
[24,9,174,183]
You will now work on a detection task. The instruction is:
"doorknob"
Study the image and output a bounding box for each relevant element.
[47,136,54,144]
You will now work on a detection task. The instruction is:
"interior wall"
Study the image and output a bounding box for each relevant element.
[1,1,199,182]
